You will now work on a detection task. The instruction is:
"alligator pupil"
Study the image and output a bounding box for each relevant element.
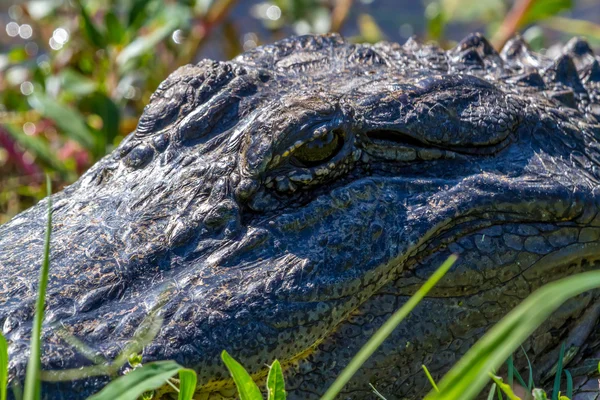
[293,130,341,166]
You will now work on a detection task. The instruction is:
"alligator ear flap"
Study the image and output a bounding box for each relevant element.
[500,35,541,69]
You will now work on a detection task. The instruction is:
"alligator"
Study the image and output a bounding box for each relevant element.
[2,32,600,399]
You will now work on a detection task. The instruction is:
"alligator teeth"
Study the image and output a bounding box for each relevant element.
[314,166,329,176]
[417,148,443,160]
[289,173,313,183]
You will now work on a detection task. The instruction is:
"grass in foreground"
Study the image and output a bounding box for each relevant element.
[0,192,599,399]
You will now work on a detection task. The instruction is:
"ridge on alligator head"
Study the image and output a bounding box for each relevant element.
[2,32,600,399]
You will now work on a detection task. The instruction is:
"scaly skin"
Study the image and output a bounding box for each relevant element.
[1,33,600,399]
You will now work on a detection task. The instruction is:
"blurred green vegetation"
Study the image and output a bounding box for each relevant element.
[1,0,600,223]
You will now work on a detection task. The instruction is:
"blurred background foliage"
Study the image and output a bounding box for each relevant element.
[0,0,599,223]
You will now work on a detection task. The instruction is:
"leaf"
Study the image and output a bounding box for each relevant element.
[533,388,549,400]
[29,92,95,151]
[117,5,189,69]
[2,124,69,176]
[79,92,121,153]
[440,0,506,22]
[489,374,520,400]
[8,47,28,63]
[425,270,600,400]
[74,0,106,48]
[177,368,197,400]
[221,350,263,400]
[0,334,7,400]
[58,69,98,97]
[520,0,573,26]
[104,12,126,45]
[88,361,183,400]
[127,0,154,30]
[266,360,286,400]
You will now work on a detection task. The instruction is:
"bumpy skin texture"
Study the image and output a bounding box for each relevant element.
[2,33,600,399]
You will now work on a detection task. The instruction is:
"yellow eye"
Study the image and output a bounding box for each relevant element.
[293,130,341,166]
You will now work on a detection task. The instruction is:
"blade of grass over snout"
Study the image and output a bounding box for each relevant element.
[564,369,573,399]
[266,360,286,400]
[88,361,196,400]
[321,254,458,400]
[552,343,565,400]
[422,365,439,392]
[41,310,163,382]
[177,368,197,400]
[23,176,52,400]
[1,334,7,400]
[221,350,263,400]
[425,270,600,400]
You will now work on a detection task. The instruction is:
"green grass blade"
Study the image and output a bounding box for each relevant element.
[506,355,514,388]
[425,270,600,400]
[127,0,153,29]
[266,360,286,400]
[486,383,496,400]
[221,350,263,400]
[0,334,7,400]
[177,368,197,400]
[88,361,183,400]
[552,343,565,400]
[521,346,535,390]
[23,176,52,400]
[321,254,458,400]
[369,383,387,400]
[564,369,572,399]
[74,0,106,48]
[422,365,439,392]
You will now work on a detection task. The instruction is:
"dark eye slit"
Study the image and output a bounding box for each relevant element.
[366,130,430,148]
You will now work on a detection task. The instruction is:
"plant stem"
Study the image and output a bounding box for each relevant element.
[23,176,52,400]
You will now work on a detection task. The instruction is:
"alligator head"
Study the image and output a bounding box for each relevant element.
[2,33,600,398]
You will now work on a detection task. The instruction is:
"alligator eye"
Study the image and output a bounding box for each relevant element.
[292,130,342,167]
